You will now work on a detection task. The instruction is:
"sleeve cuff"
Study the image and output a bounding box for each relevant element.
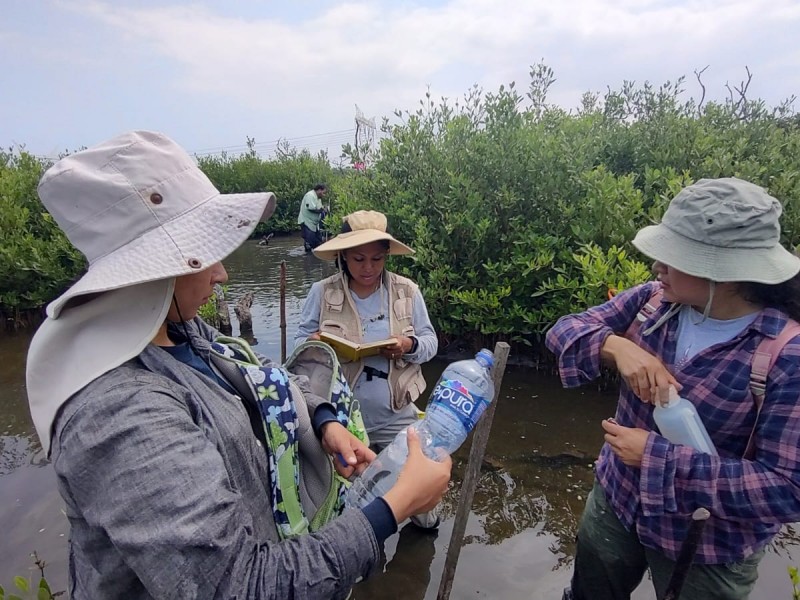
[640,432,675,516]
[403,336,419,360]
[311,404,339,438]
[361,497,398,545]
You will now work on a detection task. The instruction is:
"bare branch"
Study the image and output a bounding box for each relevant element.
[693,65,709,114]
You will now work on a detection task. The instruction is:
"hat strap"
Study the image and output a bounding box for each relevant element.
[642,302,682,336]
[689,281,716,326]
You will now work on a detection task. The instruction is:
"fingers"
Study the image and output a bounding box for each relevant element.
[601,418,619,434]
[635,370,652,403]
[406,426,420,454]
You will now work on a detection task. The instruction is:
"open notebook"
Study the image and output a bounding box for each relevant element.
[318,332,396,362]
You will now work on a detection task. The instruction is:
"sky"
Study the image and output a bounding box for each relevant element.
[2,0,799,160]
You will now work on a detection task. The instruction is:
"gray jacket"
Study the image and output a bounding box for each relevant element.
[51,318,379,599]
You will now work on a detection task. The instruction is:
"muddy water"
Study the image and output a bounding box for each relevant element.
[1,234,798,598]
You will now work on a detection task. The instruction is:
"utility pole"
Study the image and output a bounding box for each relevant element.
[354,104,376,167]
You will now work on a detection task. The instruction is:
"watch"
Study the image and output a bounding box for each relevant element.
[408,336,419,354]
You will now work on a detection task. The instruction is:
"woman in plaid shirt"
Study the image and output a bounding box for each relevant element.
[547,178,800,600]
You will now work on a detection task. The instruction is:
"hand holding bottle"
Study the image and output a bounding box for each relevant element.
[382,428,452,522]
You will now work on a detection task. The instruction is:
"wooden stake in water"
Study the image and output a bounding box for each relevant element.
[436,341,511,600]
[280,260,287,363]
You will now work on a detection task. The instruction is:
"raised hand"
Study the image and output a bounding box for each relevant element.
[601,334,681,405]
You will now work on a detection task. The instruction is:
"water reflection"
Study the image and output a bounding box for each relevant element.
[0,234,798,599]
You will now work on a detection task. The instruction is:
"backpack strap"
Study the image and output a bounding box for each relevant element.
[636,289,664,323]
[743,319,800,460]
[622,288,665,340]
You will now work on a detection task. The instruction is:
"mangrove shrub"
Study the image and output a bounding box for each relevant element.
[332,65,800,352]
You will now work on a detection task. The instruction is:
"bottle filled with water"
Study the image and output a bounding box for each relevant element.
[345,349,495,509]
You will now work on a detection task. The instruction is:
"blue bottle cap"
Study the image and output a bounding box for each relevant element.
[475,348,494,368]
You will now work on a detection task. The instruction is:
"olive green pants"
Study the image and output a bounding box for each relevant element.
[568,482,763,600]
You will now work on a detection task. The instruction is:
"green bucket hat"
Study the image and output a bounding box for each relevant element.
[633,177,800,284]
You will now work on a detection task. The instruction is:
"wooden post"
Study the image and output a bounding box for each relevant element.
[214,284,232,336]
[280,260,287,363]
[234,291,254,339]
[437,341,511,600]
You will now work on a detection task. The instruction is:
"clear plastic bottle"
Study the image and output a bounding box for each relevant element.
[653,386,717,455]
[345,349,495,509]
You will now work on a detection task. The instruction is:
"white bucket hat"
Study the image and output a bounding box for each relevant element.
[27,130,276,454]
[39,130,276,318]
[313,210,413,260]
[633,177,800,284]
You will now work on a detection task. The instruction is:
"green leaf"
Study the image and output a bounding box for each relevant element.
[37,577,52,600]
[12,577,28,593]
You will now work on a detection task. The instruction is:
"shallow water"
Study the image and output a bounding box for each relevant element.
[1,235,798,598]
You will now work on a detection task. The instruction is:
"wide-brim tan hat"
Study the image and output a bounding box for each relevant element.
[313,210,413,260]
[633,177,800,284]
[27,130,277,454]
[38,130,277,318]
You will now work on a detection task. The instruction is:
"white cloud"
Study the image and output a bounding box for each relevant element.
[7,0,800,153]
[71,0,799,107]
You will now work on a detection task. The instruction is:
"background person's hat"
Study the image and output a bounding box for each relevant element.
[38,130,277,318]
[313,210,413,260]
[633,177,800,284]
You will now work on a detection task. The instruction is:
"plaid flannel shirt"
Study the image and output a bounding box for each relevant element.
[545,281,800,564]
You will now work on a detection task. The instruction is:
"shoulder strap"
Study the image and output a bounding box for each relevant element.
[743,319,800,460]
[636,289,664,323]
[623,288,664,340]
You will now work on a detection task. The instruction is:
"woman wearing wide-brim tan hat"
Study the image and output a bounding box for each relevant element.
[546,177,800,600]
[297,210,441,529]
[25,132,450,599]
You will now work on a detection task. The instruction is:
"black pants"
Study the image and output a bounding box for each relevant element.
[300,224,323,252]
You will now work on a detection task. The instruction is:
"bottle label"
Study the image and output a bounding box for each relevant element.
[430,378,489,432]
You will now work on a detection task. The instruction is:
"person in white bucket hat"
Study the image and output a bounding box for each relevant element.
[295,210,441,529]
[25,131,451,599]
[547,177,800,600]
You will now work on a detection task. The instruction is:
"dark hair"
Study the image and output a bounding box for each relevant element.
[336,239,391,278]
[739,273,800,321]
[313,184,327,192]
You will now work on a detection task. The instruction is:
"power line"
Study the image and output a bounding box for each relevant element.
[192,128,356,157]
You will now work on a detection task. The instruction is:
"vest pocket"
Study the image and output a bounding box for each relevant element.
[392,364,426,410]
[393,296,413,322]
[320,321,351,340]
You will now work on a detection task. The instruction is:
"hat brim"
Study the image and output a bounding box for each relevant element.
[48,191,276,318]
[633,224,800,284]
[313,229,414,261]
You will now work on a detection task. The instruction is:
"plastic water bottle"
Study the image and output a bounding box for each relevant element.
[653,386,717,455]
[345,349,495,509]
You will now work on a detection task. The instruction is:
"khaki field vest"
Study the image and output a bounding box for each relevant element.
[319,271,427,411]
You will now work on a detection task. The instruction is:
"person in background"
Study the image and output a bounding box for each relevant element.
[546,177,800,600]
[298,183,328,252]
[295,210,441,529]
[26,131,451,599]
